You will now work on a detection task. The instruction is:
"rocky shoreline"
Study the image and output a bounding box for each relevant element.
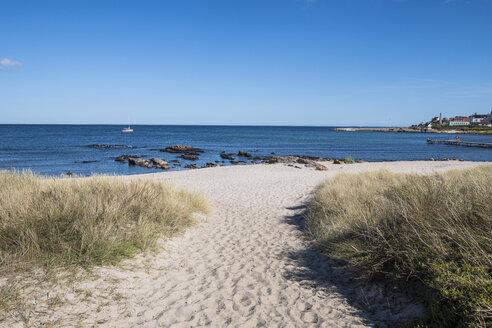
[110,145,355,171]
[71,144,466,175]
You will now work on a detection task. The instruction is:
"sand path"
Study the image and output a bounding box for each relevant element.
[110,161,481,327]
[7,161,486,327]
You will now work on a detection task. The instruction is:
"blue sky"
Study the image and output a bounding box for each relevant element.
[1,0,491,126]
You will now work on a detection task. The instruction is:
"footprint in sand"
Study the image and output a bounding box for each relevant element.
[300,310,319,324]
[232,291,257,316]
[296,300,313,311]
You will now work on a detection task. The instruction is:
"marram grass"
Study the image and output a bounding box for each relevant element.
[307,167,492,327]
[0,171,207,273]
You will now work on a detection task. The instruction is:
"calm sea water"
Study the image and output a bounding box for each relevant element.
[0,124,491,176]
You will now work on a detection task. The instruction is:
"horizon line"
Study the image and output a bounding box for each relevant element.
[0,123,408,128]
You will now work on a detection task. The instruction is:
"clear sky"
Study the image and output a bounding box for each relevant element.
[1,0,491,126]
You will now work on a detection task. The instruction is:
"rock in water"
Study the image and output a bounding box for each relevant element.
[115,154,140,162]
[238,150,252,157]
[179,154,199,160]
[160,145,203,153]
[151,158,170,170]
[220,152,235,160]
[128,157,152,168]
[151,158,167,166]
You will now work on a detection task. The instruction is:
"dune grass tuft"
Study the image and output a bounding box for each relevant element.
[343,157,356,164]
[0,171,207,274]
[307,167,492,327]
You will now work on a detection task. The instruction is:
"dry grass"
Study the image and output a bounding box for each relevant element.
[0,171,207,313]
[307,167,492,327]
[0,171,207,272]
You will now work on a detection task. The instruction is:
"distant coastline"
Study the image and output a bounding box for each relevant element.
[332,127,492,135]
[334,111,492,135]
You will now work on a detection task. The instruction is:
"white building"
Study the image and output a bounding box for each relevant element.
[469,113,489,124]
[449,117,470,126]
[477,119,492,127]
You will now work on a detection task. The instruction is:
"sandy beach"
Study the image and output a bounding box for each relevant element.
[4,1,492,325]
[6,160,489,327]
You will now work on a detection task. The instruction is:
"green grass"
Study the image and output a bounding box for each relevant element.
[343,157,356,164]
[432,125,492,135]
[0,171,207,273]
[307,167,492,327]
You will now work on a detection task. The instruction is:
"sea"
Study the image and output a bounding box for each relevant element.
[0,124,491,176]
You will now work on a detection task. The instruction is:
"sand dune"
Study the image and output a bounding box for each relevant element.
[7,161,487,327]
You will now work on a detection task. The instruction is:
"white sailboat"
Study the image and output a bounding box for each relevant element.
[122,117,134,132]
[122,124,133,132]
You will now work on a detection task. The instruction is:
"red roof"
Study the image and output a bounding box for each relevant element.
[450,117,470,122]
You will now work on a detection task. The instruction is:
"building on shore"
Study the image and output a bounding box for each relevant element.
[422,111,491,128]
[477,118,492,127]
[449,117,470,126]
[469,113,489,124]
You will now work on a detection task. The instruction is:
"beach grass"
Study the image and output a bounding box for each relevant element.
[0,171,207,275]
[307,167,492,327]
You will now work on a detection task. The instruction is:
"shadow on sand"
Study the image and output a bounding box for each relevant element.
[282,204,423,327]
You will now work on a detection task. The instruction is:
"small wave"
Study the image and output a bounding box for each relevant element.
[85,144,136,149]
